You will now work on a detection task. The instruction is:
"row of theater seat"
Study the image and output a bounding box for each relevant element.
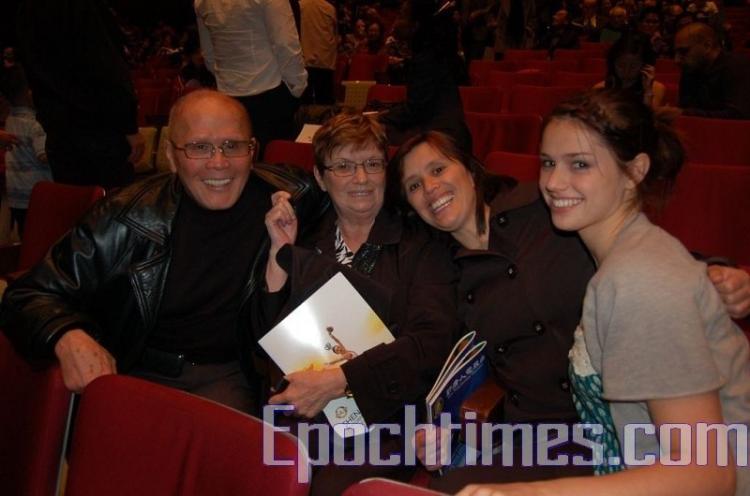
[0,330,432,496]
[0,333,309,496]
[367,83,681,118]
[264,113,750,168]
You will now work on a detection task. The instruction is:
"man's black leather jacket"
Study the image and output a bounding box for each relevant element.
[1,163,325,377]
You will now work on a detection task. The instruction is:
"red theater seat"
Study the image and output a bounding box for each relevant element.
[465,112,543,160]
[553,49,605,64]
[468,60,518,86]
[347,53,388,81]
[264,140,316,172]
[0,332,73,496]
[459,86,504,113]
[552,71,601,87]
[487,70,548,90]
[675,116,750,166]
[516,59,579,74]
[344,478,444,496]
[1,182,105,276]
[502,49,548,61]
[649,162,750,267]
[367,84,407,104]
[580,41,613,55]
[507,85,584,117]
[65,375,309,496]
[485,151,540,182]
[580,57,607,73]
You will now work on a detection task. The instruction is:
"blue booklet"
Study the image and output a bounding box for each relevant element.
[426,331,488,424]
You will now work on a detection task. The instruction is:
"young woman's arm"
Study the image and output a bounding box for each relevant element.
[456,390,736,496]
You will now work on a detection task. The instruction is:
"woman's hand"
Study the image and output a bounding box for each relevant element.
[265,191,297,252]
[268,367,348,418]
[412,425,454,471]
[264,191,297,292]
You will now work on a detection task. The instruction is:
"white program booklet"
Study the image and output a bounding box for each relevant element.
[259,272,395,434]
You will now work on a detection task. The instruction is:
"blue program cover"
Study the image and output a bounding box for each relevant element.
[434,353,489,421]
[425,332,489,470]
[426,331,488,422]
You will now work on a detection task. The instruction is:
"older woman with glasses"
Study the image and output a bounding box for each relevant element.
[255,112,459,495]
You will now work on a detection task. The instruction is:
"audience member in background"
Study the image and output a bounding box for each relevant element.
[384,20,412,84]
[179,35,216,91]
[2,47,15,70]
[335,2,352,37]
[379,0,471,150]
[16,0,144,188]
[538,9,581,54]
[362,6,384,28]
[494,0,538,57]
[595,32,666,107]
[366,20,386,54]
[663,3,685,31]
[637,7,671,57]
[455,87,749,496]
[675,22,750,119]
[599,6,630,42]
[574,0,604,41]
[687,0,720,22]
[195,0,308,152]
[1,90,320,414]
[300,0,338,105]
[620,0,640,19]
[461,0,499,61]
[0,65,51,236]
[344,18,369,55]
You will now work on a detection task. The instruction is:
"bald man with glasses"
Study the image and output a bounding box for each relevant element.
[2,90,322,413]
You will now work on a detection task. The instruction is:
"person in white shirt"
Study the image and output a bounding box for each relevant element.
[300,0,337,105]
[195,0,308,152]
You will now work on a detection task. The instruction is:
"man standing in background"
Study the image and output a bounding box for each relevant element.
[16,0,144,188]
[195,0,308,152]
[300,0,337,105]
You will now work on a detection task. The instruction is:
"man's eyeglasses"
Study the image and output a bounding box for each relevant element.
[170,139,256,159]
[323,158,386,177]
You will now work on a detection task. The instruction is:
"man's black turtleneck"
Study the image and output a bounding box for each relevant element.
[149,177,268,362]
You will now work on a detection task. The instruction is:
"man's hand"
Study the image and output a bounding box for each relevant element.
[708,265,750,319]
[54,329,117,392]
[268,367,346,418]
[413,425,454,471]
[126,132,146,164]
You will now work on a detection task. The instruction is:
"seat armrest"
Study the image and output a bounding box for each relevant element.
[460,377,505,423]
